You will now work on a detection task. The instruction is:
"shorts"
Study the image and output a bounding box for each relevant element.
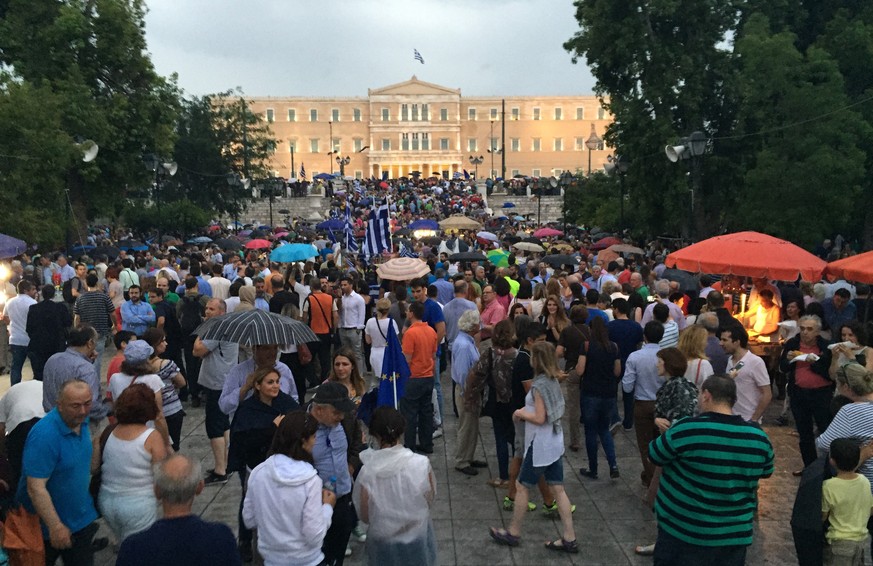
[204,387,230,439]
[513,420,525,455]
[518,445,563,487]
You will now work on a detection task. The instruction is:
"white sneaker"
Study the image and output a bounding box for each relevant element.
[432,427,444,439]
[345,545,353,557]
[352,525,367,542]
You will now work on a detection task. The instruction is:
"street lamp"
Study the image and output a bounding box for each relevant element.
[665,130,706,239]
[604,154,631,232]
[559,171,574,233]
[585,124,602,175]
[468,155,483,179]
[335,155,350,176]
[143,154,177,243]
[487,147,503,180]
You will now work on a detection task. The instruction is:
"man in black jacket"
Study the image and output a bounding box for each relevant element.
[779,314,833,469]
[26,285,72,381]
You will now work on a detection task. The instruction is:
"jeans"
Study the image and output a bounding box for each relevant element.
[654,526,747,566]
[45,521,99,566]
[790,385,834,467]
[581,394,618,475]
[9,344,29,385]
[322,493,356,566]
[400,377,434,451]
[433,353,443,427]
[491,404,515,480]
[93,333,108,382]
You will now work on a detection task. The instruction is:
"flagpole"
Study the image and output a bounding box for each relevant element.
[392,373,398,410]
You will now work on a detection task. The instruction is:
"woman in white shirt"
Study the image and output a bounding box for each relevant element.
[365,299,400,378]
[108,340,171,448]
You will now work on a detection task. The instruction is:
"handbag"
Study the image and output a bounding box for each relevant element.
[3,505,44,566]
[480,350,498,418]
[88,423,118,513]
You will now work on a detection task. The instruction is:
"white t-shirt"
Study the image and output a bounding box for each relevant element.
[728,351,770,422]
[0,381,45,433]
[108,373,164,401]
[3,294,36,346]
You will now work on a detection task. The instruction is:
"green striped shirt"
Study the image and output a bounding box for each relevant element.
[649,412,774,547]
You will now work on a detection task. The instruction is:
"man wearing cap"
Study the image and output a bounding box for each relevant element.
[308,382,364,566]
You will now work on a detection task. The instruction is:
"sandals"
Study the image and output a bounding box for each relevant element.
[635,543,656,556]
[487,478,510,488]
[545,538,579,554]
[489,527,520,547]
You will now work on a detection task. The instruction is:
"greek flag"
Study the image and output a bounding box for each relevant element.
[364,204,391,259]
[452,171,462,180]
[299,163,306,179]
[399,244,419,259]
[353,179,364,197]
[414,49,424,64]
[344,202,358,254]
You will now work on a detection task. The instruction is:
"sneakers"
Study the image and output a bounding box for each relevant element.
[542,502,577,516]
[352,525,367,543]
[432,427,444,439]
[610,467,620,479]
[503,497,536,512]
[204,471,229,485]
[345,545,352,557]
[609,421,621,435]
[580,468,598,480]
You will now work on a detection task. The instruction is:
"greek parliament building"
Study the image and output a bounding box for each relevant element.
[245,76,613,180]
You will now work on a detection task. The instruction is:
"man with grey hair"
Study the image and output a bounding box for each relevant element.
[453,309,483,475]
[432,268,454,306]
[696,312,729,374]
[778,313,833,469]
[640,279,687,330]
[116,454,240,566]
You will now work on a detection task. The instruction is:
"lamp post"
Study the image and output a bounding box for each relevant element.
[665,130,706,239]
[605,154,631,232]
[335,155,350,176]
[143,154,177,243]
[559,171,574,233]
[328,121,333,174]
[468,155,483,179]
[585,124,602,175]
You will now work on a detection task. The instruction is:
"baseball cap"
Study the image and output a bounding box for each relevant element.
[311,382,356,413]
[124,340,154,365]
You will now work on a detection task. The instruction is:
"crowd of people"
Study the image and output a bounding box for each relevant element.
[0,182,871,565]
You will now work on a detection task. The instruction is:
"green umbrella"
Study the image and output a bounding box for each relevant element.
[487,249,509,267]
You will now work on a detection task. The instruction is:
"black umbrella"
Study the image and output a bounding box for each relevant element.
[92,246,120,259]
[522,237,543,246]
[194,309,318,346]
[661,268,699,295]
[421,236,442,246]
[449,252,488,262]
[395,228,412,236]
[215,238,242,251]
[542,254,580,268]
[503,235,522,244]
[249,229,268,239]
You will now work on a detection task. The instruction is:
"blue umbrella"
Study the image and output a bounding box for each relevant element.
[513,215,526,221]
[502,202,516,208]
[316,218,345,231]
[0,234,26,259]
[408,219,439,231]
[68,244,95,257]
[187,236,213,244]
[270,243,319,263]
[314,172,334,180]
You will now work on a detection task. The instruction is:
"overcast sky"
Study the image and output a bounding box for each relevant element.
[143,0,597,98]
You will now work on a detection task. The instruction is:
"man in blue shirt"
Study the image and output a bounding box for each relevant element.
[308,382,364,566]
[432,268,454,306]
[411,278,446,437]
[452,310,483,475]
[822,288,857,332]
[19,380,101,564]
[120,285,156,336]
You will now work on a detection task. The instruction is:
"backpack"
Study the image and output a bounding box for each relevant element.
[178,294,205,335]
[62,279,76,304]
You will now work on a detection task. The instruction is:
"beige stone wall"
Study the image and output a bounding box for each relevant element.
[246,77,613,180]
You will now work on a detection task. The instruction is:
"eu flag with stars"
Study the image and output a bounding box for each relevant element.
[378,322,409,409]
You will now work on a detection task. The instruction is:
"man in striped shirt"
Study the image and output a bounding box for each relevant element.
[649,374,774,565]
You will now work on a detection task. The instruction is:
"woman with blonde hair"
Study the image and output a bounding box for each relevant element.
[539,295,569,345]
[365,298,400,380]
[676,326,714,390]
[530,283,547,320]
[489,341,577,554]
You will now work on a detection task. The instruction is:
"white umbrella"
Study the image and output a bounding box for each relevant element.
[476,231,499,242]
[513,242,545,253]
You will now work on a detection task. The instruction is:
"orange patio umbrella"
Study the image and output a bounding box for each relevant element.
[825,251,873,284]
[665,231,826,282]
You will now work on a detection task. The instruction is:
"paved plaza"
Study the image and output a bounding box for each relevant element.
[1,353,828,565]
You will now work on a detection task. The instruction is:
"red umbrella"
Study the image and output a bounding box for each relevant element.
[590,236,622,251]
[825,251,873,284]
[533,227,562,238]
[379,181,389,189]
[665,231,826,281]
[244,239,272,249]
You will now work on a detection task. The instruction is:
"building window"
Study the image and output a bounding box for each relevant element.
[576,107,584,120]
[511,138,520,152]
[355,170,363,179]
[468,108,476,121]
[490,108,498,120]
[266,108,274,123]
[401,104,408,121]
[554,107,562,121]
[440,108,448,121]
[553,168,562,176]
[401,133,409,151]
[353,108,361,122]
[412,104,419,121]
[511,169,520,177]
[331,108,340,122]
[310,109,318,122]
[575,137,584,151]
[596,139,605,150]
[381,138,391,151]
[533,107,540,121]
[287,109,296,122]
[511,107,519,120]
[532,138,541,152]
[440,138,449,150]
[554,138,563,151]
[422,133,429,151]
[381,108,389,121]
[310,138,319,153]
[422,104,429,121]
[598,107,606,120]
[331,138,340,153]
[411,133,420,151]
[468,138,477,151]
[532,168,541,177]
[354,138,363,152]
[288,140,297,152]
[490,137,499,151]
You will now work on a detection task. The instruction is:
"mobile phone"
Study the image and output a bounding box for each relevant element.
[733,362,745,371]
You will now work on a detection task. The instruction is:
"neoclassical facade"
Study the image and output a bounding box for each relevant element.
[246,76,612,180]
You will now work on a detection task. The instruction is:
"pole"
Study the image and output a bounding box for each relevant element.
[588,151,592,176]
[328,121,333,173]
[290,146,295,179]
[501,99,506,180]
[619,174,625,232]
[155,168,162,245]
[490,120,494,179]
[242,99,250,179]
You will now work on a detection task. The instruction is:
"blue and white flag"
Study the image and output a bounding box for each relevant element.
[463,169,470,180]
[364,204,391,260]
[378,322,409,409]
[452,171,462,180]
[299,163,306,180]
[344,202,358,254]
[399,244,419,259]
[353,179,364,197]
[414,49,424,64]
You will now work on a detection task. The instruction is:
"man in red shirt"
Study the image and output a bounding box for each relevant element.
[401,301,438,454]
[480,284,507,352]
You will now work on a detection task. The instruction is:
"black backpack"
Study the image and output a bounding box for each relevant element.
[178,294,205,335]
[62,279,76,304]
